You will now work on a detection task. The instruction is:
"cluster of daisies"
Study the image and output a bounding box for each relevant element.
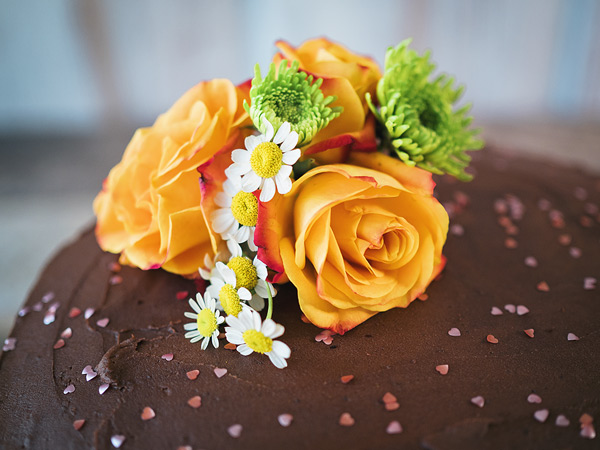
[183,119,301,369]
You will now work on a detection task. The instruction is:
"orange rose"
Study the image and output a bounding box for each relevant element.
[94,79,251,275]
[274,38,382,162]
[256,152,448,334]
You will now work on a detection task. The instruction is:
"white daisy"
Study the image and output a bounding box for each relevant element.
[206,262,252,317]
[199,251,225,281]
[225,307,290,369]
[226,120,301,202]
[210,178,259,251]
[183,292,224,350]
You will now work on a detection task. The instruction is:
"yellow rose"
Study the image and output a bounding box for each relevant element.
[94,79,251,275]
[274,38,382,161]
[256,152,448,334]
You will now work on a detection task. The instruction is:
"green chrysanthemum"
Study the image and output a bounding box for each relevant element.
[367,39,483,181]
[244,60,342,146]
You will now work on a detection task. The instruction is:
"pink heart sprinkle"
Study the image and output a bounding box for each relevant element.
[448,327,461,337]
[436,364,449,375]
[3,337,17,352]
[42,292,55,303]
[48,302,60,313]
[524,329,535,338]
[340,375,354,384]
[99,383,109,395]
[524,256,538,268]
[386,420,403,434]
[487,334,499,344]
[176,290,189,300]
[73,419,85,431]
[581,424,596,439]
[450,224,464,236]
[584,277,597,290]
[567,333,579,341]
[555,415,570,427]
[69,307,81,319]
[278,413,293,427]
[504,304,516,313]
[339,412,355,427]
[385,402,400,411]
[536,281,550,292]
[382,392,397,404]
[517,305,530,316]
[527,393,542,404]
[108,261,121,272]
[141,406,155,421]
[504,237,518,249]
[491,306,503,316]
[177,447,192,450]
[315,329,334,345]
[186,370,200,380]
[214,367,227,378]
[96,318,109,328]
[471,396,485,408]
[63,384,75,394]
[569,247,582,259]
[161,353,174,361]
[534,409,549,423]
[187,395,202,408]
[84,308,95,319]
[111,434,125,448]
[61,327,72,339]
[227,424,243,438]
[53,339,65,349]
[580,413,594,425]
[33,302,43,312]
[109,275,123,285]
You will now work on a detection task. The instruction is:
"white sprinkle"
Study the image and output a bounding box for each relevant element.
[471,396,485,408]
[491,306,503,316]
[567,333,580,341]
[569,247,582,259]
[43,313,56,325]
[2,337,17,352]
[161,353,173,361]
[111,434,126,448]
[534,409,549,423]
[48,302,60,313]
[84,308,95,319]
[584,277,597,290]
[524,256,538,268]
[63,384,75,395]
[581,424,596,439]
[99,383,110,395]
[448,327,461,337]
[278,413,293,427]
[516,305,530,316]
[555,415,570,427]
[227,424,243,438]
[61,328,73,339]
[504,304,516,314]
[42,292,55,303]
[527,393,542,404]
[18,307,30,317]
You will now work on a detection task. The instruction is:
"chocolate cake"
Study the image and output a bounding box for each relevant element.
[1,148,598,449]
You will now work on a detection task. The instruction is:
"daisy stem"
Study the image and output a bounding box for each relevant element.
[266,281,273,320]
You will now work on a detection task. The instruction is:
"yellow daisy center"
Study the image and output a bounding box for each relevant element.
[243,329,273,354]
[196,308,218,338]
[219,284,243,317]
[250,142,283,178]
[227,256,258,291]
[230,191,258,227]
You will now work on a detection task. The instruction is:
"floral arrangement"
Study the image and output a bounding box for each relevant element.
[94,38,482,369]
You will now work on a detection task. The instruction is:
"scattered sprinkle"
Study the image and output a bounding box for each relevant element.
[491,306,503,316]
[494,199,508,214]
[43,312,56,325]
[569,247,582,259]
[580,413,594,425]
[536,281,550,292]
[516,305,530,316]
[558,234,572,246]
[42,292,55,303]
[18,306,30,317]
[3,337,17,352]
[574,186,588,200]
[84,308,95,319]
[96,318,110,328]
[527,393,542,404]
[278,413,293,427]
[161,353,174,361]
[504,237,518,249]
[177,447,192,450]
[82,365,98,382]
[448,327,461,337]
[584,277,597,290]
[99,383,110,395]
[417,293,429,301]
[315,329,334,345]
[214,367,228,378]
[555,415,570,427]
[584,202,599,215]
[382,392,397,404]
[385,402,400,411]
[498,216,512,228]
[450,224,464,236]
[567,333,580,341]
[111,435,125,448]
[435,364,449,375]
[580,215,593,227]
[61,327,72,339]
[534,409,549,423]
[108,261,121,272]
[176,290,189,300]
[186,370,200,380]
[68,307,82,319]
[487,334,499,344]
[339,412,355,427]
[224,343,237,350]
[504,304,516,313]
[386,420,403,434]
[581,424,596,439]
[73,419,85,431]
[63,384,75,395]
[506,225,519,235]
[537,198,551,211]
[141,406,155,421]
[187,395,202,409]
[524,256,538,268]
[32,302,43,312]
[227,424,243,438]
[471,396,485,408]
[341,375,354,384]
[300,314,310,323]
[53,339,65,349]
[109,275,123,285]
[524,329,535,338]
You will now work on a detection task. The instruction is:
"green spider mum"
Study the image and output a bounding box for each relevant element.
[367,39,483,181]
[244,60,343,146]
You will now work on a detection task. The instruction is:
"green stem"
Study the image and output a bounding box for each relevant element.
[265,281,274,320]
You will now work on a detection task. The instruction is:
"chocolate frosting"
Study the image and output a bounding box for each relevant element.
[1,149,599,449]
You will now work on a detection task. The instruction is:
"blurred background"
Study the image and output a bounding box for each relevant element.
[1,0,599,340]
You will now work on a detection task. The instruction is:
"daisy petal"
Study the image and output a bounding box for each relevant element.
[184,312,198,320]
[188,299,201,314]
[184,323,198,331]
[238,287,252,301]
[275,171,292,195]
[263,119,275,142]
[201,336,209,350]
[282,148,301,165]
[226,330,245,345]
[272,340,291,358]
[248,233,258,252]
[268,351,288,369]
[215,192,232,208]
[232,149,251,164]
[273,122,291,145]
[242,172,262,192]
[280,131,299,152]
[260,178,276,202]
[237,343,254,356]
[226,163,250,177]
[212,212,235,234]
[244,135,258,152]
[212,333,219,349]
[249,295,265,311]
[270,324,285,340]
[278,164,293,178]
[261,319,276,337]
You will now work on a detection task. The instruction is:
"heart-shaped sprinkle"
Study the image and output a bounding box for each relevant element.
[487,334,499,344]
[84,308,95,319]
[176,291,189,300]
[491,306,503,316]
[339,412,355,427]
[417,293,429,301]
[161,353,173,361]
[109,275,122,285]
[227,424,243,438]
[96,318,109,328]
[386,420,403,434]
[187,396,202,408]
[141,406,155,421]
[82,365,94,375]
[315,330,334,345]
[177,447,192,450]
[99,383,109,395]
[569,247,582,259]
[527,393,542,404]
[18,307,30,317]
[111,434,125,448]
[579,413,593,425]
[524,329,535,338]
[278,413,293,427]
[558,233,572,245]
[517,305,530,316]
[537,198,551,211]
[32,302,43,312]
[63,384,75,394]
[536,281,550,292]
[186,370,199,380]
[382,392,397,404]
[504,304,516,313]
[534,409,549,423]
[42,292,55,303]
[61,327,72,339]
[108,261,121,272]
[504,237,518,249]
[73,419,85,431]
[471,396,485,408]
[53,339,65,349]
[3,337,17,352]
[86,371,97,382]
[581,424,596,439]
[584,277,597,290]
[69,307,81,319]
[385,402,400,411]
[450,224,464,236]
[448,328,461,337]
[567,333,580,341]
[341,375,354,384]
[555,415,570,427]
[43,313,56,325]
[436,364,449,375]
[524,256,538,267]
[224,343,237,350]
[214,367,227,378]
